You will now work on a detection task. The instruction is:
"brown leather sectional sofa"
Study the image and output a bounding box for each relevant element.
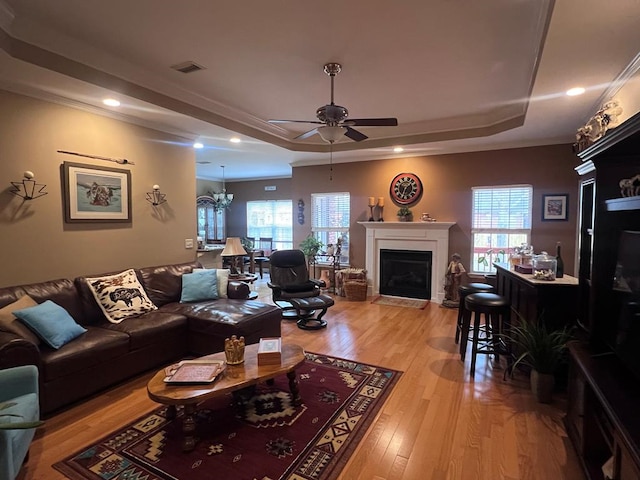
[0,261,281,414]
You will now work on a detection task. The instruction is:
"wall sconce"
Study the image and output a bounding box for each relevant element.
[10,171,48,200]
[146,185,167,206]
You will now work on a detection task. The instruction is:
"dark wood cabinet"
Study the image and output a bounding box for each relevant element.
[568,111,640,479]
[567,343,640,479]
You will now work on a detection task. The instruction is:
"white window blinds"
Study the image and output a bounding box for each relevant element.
[311,192,350,263]
[472,186,532,230]
[470,185,532,273]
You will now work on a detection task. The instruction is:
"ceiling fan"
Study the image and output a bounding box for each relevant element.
[268,63,398,143]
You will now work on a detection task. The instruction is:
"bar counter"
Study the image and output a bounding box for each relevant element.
[493,262,579,329]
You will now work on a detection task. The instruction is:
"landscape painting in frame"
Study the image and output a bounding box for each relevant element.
[63,162,131,223]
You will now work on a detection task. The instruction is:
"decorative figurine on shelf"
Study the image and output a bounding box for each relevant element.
[442,253,466,308]
[335,236,343,256]
[224,335,245,365]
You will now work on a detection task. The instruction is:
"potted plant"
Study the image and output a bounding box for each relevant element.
[503,320,572,403]
[397,206,412,222]
[299,235,324,261]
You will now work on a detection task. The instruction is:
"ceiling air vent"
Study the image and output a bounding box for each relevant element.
[171,61,206,74]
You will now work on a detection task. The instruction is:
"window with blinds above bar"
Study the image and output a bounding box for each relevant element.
[311,192,350,264]
[471,185,532,273]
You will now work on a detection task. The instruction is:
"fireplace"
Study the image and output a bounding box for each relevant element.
[380,249,432,299]
[359,221,455,303]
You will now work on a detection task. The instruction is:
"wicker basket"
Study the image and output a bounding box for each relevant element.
[344,280,367,301]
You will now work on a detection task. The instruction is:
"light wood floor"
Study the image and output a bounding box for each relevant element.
[21,276,584,480]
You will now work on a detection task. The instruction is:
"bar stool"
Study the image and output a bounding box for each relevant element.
[463,292,510,377]
[455,283,494,350]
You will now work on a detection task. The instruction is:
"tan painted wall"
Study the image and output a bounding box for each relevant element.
[0,90,197,287]
[290,145,579,275]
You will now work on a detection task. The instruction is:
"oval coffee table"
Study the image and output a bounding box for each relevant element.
[147,343,305,452]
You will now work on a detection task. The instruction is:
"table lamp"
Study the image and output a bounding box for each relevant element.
[221,237,247,275]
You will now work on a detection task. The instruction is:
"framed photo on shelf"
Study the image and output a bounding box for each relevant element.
[63,162,132,223]
[542,194,568,221]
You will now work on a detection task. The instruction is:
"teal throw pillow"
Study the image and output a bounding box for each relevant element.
[13,300,87,349]
[181,269,219,303]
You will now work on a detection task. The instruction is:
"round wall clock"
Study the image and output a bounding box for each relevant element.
[390,172,423,205]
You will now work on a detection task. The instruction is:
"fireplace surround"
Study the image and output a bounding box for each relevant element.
[359,221,455,303]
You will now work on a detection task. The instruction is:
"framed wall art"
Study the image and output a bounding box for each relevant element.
[542,194,568,221]
[63,162,132,223]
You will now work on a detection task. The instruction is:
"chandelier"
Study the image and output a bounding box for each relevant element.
[210,165,234,211]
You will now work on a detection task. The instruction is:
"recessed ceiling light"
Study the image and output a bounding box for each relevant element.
[230,137,241,143]
[393,146,404,153]
[193,142,204,149]
[566,87,585,97]
[103,98,120,107]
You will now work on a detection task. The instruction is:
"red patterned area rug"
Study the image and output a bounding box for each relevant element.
[54,353,401,480]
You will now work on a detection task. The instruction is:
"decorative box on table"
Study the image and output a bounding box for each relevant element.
[257,337,282,366]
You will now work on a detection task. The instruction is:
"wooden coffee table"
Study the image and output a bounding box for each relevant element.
[147,343,305,452]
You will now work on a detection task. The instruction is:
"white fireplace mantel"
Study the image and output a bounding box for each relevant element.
[358,221,455,303]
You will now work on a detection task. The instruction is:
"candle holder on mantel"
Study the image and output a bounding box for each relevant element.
[368,197,376,221]
[377,196,384,221]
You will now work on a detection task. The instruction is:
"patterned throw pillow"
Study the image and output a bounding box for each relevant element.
[85,269,157,323]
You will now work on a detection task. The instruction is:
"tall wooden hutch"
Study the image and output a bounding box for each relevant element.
[567,111,640,479]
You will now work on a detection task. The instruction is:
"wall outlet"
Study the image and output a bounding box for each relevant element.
[185,238,194,249]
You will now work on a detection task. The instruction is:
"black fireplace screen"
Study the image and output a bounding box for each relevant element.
[379,249,432,299]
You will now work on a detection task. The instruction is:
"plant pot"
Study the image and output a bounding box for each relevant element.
[530,369,554,403]
[397,215,412,222]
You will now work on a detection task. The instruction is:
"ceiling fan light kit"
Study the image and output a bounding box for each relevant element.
[269,63,398,143]
[318,126,346,143]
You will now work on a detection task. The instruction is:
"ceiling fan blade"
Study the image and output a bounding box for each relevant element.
[344,127,368,142]
[345,118,398,127]
[294,128,320,140]
[268,119,324,125]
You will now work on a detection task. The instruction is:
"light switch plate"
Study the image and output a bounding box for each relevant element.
[185,238,194,249]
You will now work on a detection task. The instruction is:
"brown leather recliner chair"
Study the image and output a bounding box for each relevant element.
[267,249,334,330]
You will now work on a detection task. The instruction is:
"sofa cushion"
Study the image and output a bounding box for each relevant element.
[97,311,187,350]
[13,300,87,349]
[39,326,130,381]
[181,270,218,303]
[137,262,200,307]
[0,295,41,345]
[85,269,157,323]
[165,299,281,356]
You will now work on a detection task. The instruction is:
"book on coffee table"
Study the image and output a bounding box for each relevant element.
[257,337,282,366]
[163,359,225,384]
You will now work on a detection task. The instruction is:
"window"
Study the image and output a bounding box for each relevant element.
[246,200,293,250]
[471,185,532,273]
[311,192,350,263]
